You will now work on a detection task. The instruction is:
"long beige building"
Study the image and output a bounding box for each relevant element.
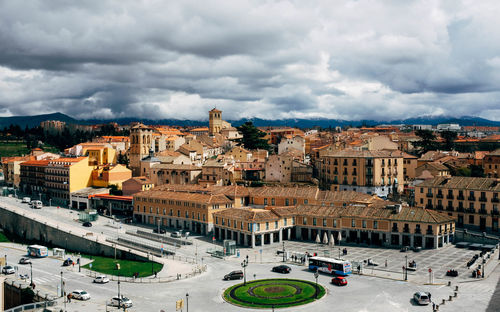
[416,177,500,233]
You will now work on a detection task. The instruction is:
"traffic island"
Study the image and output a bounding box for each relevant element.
[223,278,325,309]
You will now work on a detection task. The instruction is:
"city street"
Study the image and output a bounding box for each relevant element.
[1,196,499,311]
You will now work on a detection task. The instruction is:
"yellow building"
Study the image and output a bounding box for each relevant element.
[45,157,94,204]
[92,164,132,189]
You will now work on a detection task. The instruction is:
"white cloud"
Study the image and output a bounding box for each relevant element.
[0,0,499,121]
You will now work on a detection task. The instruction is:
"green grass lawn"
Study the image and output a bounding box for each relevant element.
[0,231,10,243]
[224,278,325,308]
[0,141,30,157]
[81,255,163,278]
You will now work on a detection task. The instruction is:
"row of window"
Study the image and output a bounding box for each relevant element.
[215,217,295,232]
[135,197,208,209]
[136,205,207,221]
[324,158,401,166]
[263,198,308,206]
[421,188,499,200]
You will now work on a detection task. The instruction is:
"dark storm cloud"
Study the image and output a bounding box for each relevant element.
[0,0,500,121]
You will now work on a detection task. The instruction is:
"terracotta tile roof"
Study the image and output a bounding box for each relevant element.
[324,150,403,158]
[128,176,153,184]
[151,164,201,170]
[20,159,50,167]
[136,189,233,204]
[214,208,280,222]
[249,186,320,199]
[417,177,500,191]
[487,148,500,156]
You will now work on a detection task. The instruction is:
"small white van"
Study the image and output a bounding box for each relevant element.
[31,200,43,209]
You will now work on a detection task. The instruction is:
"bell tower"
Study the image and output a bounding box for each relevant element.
[129,123,153,176]
[209,108,222,136]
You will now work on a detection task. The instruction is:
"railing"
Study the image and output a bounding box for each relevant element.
[468,196,476,201]
[446,206,454,212]
[84,265,206,283]
[415,229,422,234]
[426,230,434,235]
[426,193,433,198]
[456,207,465,212]
[5,301,57,312]
[425,204,433,209]
[492,210,500,216]
[403,228,410,233]
[436,205,443,210]
[436,193,443,198]
[391,227,399,233]
[479,209,488,214]
[458,195,465,200]
[492,197,499,203]
[466,208,476,213]
[446,194,454,199]
[479,197,487,202]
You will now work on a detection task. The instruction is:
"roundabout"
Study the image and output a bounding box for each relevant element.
[223,278,326,309]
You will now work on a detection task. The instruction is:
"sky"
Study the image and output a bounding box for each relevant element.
[0,0,500,121]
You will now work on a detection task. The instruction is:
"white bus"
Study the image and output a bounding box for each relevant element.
[308,256,352,276]
[27,245,48,258]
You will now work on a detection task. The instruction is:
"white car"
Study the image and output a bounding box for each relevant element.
[31,200,43,209]
[171,231,182,238]
[19,257,31,264]
[22,197,31,203]
[413,292,431,305]
[2,266,15,274]
[93,275,110,284]
[71,290,91,300]
[110,296,132,308]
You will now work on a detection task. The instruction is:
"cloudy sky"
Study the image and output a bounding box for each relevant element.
[1,0,499,121]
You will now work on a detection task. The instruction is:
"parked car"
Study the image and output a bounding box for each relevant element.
[412,246,422,252]
[331,276,348,286]
[413,292,431,305]
[2,266,15,274]
[93,275,110,284]
[224,270,244,280]
[31,200,43,209]
[22,197,31,203]
[63,258,74,266]
[272,265,291,274]
[71,290,91,300]
[171,231,182,238]
[19,257,31,264]
[82,222,92,227]
[110,296,133,308]
[153,228,166,234]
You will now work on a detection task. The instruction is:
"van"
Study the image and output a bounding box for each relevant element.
[224,270,244,280]
[32,200,43,209]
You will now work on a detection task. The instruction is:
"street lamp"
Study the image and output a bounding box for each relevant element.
[314,271,319,299]
[60,271,64,298]
[186,293,189,312]
[404,255,408,281]
[282,242,286,263]
[39,193,41,202]
[338,247,341,259]
[117,280,121,300]
[241,255,249,285]
[29,262,33,287]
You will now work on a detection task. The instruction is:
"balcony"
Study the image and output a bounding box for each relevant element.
[426,230,434,235]
[457,195,465,200]
[446,194,454,199]
[425,204,434,209]
[446,206,454,212]
[456,207,465,212]
[466,208,476,214]
[468,196,476,201]
[436,193,443,198]
[479,209,488,215]
[492,210,500,216]
[403,228,410,233]
[415,228,422,234]
[426,193,434,198]
[479,197,487,202]
[436,205,444,211]
[492,198,499,203]
[391,227,399,233]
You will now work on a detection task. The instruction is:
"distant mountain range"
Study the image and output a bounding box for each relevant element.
[1,112,499,129]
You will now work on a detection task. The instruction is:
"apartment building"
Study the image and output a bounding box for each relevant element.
[484,149,500,178]
[316,150,404,196]
[133,188,234,235]
[45,157,94,204]
[214,204,454,249]
[415,177,500,233]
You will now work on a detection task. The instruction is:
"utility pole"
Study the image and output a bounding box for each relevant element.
[404,255,408,281]
[241,255,249,285]
[282,241,285,262]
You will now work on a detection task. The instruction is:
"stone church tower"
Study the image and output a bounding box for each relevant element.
[129,123,154,176]
[209,108,222,136]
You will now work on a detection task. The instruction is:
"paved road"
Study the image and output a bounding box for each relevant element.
[1,196,499,311]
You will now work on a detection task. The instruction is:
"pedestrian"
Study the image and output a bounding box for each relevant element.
[154,271,157,278]
[67,293,72,303]
[432,302,436,310]
[385,259,388,268]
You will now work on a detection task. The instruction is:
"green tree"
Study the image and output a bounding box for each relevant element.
[441,130,457,150]
[414,130,437,155]
[236,122,270,150]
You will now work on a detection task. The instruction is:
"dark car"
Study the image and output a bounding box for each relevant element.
[153,228,166,234]
[63,258,74,266]
[331,276,348,286]
[224,270,244,280]
[82,222,92,227]
[272,265,291,274]
[19,257,31,264]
